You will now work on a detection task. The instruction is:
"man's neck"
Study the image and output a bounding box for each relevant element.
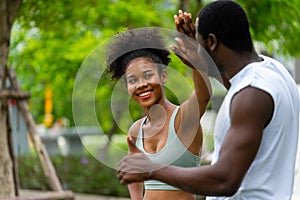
[222,51,262,80]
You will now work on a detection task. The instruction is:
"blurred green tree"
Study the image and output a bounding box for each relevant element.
[238,0,300,56]
[8,0,300,133]
[9,0,176,129]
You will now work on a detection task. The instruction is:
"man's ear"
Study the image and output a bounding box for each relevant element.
[207,33,218,52]
[161,70,168,84]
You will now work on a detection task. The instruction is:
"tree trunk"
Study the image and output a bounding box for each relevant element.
[177,0,203,21]
[0,99,15,197]
[0,0,22,198]
[191,0,202,19]
[178,0,189,11]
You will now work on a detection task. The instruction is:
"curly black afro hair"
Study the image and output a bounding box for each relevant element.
[106,28,171,80]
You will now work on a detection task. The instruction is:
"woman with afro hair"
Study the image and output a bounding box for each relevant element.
[107,26,211,200]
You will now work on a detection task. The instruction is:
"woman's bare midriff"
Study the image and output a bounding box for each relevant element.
[143,190,196,200]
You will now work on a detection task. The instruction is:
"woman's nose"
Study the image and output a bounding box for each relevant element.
[136,81,148,89]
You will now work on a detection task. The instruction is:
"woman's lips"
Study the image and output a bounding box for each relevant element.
[138,91,152,99]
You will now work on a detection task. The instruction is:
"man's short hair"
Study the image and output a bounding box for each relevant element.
[197,0,253,53]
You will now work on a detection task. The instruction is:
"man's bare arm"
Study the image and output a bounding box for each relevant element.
[119,87,274,196]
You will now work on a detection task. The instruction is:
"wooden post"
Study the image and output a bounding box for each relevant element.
[7,99,20,196]
[0,65,15,197]
[0,67,75,199]
[0,0,74,199]
[6,68,63,192]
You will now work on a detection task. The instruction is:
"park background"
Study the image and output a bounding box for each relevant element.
[1,0,300,199]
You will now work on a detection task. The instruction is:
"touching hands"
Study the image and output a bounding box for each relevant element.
[171,10,210,74]
[174,10,196,39]
[117,136,163,185]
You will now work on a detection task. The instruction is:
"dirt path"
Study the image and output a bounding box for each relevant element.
[19,189,130,200]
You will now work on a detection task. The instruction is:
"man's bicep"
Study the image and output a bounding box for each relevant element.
[216,87,274,187]
[216,125,263,188]
[230,87,274,130]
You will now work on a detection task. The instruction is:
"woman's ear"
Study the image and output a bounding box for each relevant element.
[207,33,218,52]
[161,70,168,84]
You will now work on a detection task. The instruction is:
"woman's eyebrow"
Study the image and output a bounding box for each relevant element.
[126,74,136,79]
[143,69,154,73]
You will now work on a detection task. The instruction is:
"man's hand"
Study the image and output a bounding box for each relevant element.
[117,136,163,185]
[175,10,196,39]
[171,10,200,69]
[172,10,221,78]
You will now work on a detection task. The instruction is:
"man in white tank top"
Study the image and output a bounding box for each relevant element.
[118,1,299,199]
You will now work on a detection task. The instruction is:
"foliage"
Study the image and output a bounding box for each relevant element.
[18,154,129,197]
[237,0,300,57]
[9,0,176,126]
[8,0,300,132]
[17,152,208,198]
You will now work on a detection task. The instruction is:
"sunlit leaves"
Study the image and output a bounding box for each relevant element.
[8,0,300,127]
[238,0,300,56]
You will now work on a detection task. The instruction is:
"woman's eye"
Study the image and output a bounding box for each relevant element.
[127,78,136,84]
[144,73,153,79]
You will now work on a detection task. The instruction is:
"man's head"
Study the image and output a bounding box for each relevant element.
[196,0,253,53]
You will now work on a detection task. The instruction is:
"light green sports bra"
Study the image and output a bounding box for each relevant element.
[136,106,201,190]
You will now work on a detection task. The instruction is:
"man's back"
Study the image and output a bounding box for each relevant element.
[208,55,299,199]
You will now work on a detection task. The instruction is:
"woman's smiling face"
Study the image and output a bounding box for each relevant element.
[125,57,167,108]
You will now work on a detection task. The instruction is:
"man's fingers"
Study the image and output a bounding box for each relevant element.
[175,11,194,37]
[178,9,183,16]
[118,173,138,185]
[117,171,131,185]
[183,12,196,38]
[175,10,195,38]
[175,21,184,33]
[117,171,123,181]
[117,170,129,185]
[118,159,144,185]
